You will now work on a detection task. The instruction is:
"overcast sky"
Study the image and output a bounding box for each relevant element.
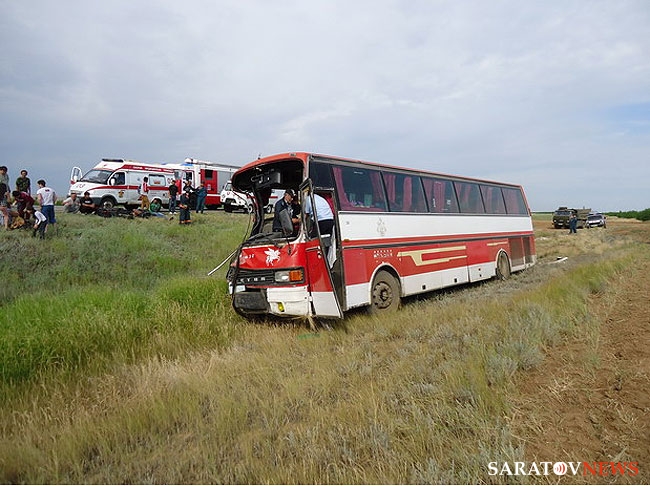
[1,1,649,211]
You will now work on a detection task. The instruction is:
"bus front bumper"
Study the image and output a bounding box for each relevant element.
[231,285,310,317]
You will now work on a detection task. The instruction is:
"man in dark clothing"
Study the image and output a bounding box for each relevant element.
[168,181,179,214]
[79,191,97,214]
[272,189,299,235]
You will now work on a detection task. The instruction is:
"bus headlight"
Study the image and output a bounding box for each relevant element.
[274,268,304,283]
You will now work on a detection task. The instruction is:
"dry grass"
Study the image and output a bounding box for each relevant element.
[1,214,646,483]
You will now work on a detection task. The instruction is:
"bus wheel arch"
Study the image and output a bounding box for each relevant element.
[495,250,511,280]
[368,267,401,314]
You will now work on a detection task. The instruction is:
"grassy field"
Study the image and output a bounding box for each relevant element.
[0,211,647,483]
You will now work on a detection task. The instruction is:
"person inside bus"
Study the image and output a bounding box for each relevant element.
[272,189,299,235]
[304,193,334,237]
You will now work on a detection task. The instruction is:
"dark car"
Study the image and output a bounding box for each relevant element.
[586,213,606,228]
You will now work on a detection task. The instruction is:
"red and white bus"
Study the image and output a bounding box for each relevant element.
[227,152,536,320]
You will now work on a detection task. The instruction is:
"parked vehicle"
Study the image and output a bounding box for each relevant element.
[553,206,590,229]
[586,212,607,228]
[220,180,253,213]
[70,157,242,210]
[227,152,536,320]
[69,159,176,209]
[167,158,241,209]
[220,180,282,213]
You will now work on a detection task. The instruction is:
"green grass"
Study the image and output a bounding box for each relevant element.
[0,211,249,393]
[0,210,645,483]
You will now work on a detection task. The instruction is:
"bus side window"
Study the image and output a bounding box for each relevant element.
[333,166,386,211]
[455,181,485,214]
[422,177,459,213]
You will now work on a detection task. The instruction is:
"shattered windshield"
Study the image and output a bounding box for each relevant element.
[79,169,113,184]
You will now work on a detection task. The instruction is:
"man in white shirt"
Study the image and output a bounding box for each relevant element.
[33,209,48,239]
[304,193,334,236]
[36,179,57,226]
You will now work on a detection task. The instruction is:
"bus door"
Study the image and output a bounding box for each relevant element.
[300,181,343,319]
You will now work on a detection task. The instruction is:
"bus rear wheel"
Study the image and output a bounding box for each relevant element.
[496,252,511,280]
[369,270,400,314]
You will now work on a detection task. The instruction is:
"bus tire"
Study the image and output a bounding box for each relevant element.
[496,252,511,280]
[369,270,400,314]
[100,197,116,209]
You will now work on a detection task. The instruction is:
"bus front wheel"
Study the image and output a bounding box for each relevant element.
[369,270,400,314]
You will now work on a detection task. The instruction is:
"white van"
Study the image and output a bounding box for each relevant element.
[220,181,282,213]
[220,180,253,213]
[69,159,176,209]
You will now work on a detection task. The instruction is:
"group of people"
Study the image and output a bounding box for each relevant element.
[133,177,205,224]
[61,191,98,215]
[161,179,207,224]
[0,166,59,238]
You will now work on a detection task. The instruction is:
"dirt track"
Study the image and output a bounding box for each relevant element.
[512,220,650,484]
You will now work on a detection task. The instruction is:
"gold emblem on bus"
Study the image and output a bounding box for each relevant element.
[397,246,467,266]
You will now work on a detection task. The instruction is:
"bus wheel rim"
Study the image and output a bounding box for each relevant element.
[373,282,393,309]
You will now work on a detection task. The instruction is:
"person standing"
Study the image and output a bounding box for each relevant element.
[179,188,192,224]
[36,179,57,228]
[568,211,578,234]
[0,181,9,230]
[139,177,150,210]
[195,183,207,213]
[168,180,178,214]
[0,166,9,211]
[16,169,31,195]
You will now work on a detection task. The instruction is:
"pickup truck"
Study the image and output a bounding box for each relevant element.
[552,207,591,229]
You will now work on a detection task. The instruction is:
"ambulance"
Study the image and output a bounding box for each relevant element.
[70,157,243,210]
[69,159,176,209]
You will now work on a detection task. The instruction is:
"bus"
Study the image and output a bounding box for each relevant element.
[226,152,536,320]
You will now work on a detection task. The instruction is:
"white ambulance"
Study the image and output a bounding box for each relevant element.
[69,159,176,209]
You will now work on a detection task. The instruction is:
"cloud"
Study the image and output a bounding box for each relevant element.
[1,0,649,210]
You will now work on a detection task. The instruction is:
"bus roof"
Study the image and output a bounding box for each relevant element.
[233,152,524,189]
